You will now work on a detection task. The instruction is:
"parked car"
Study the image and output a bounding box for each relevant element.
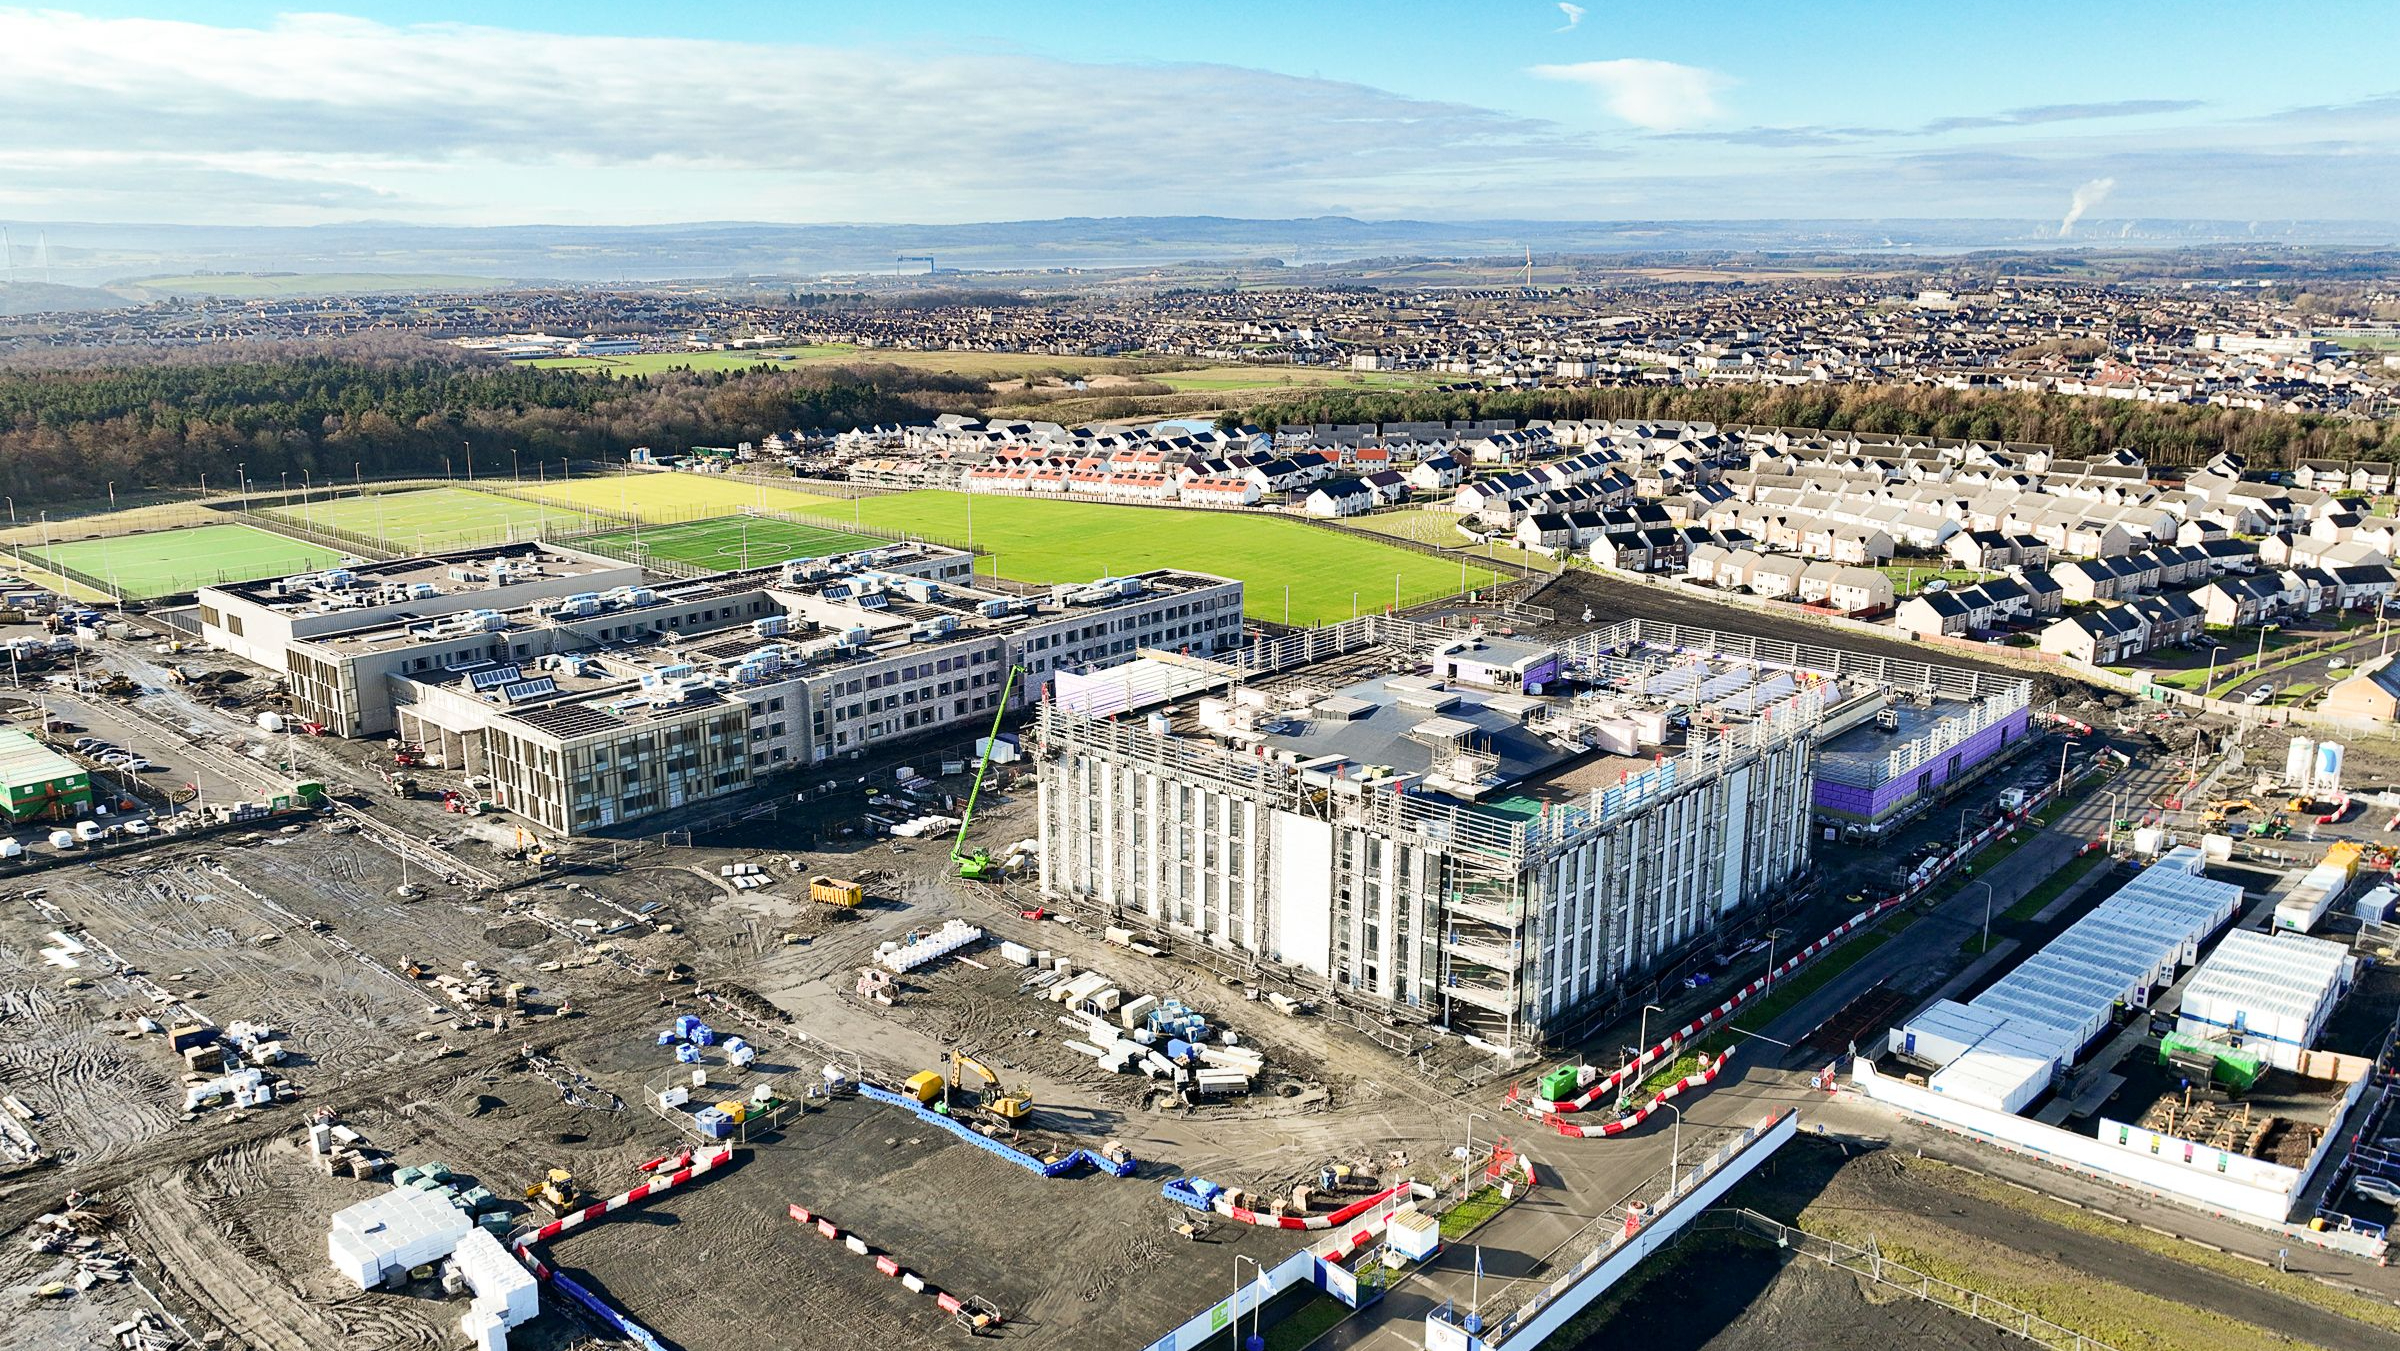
[2350,1174,2400,1208]
[1681,972,1714,990]
[2244,685,2276,705]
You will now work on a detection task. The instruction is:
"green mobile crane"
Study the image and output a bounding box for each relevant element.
[953,664,1026,881]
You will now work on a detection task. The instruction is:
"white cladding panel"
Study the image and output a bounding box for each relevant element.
[1269,810,1334,977]
[1719,763,1751,913]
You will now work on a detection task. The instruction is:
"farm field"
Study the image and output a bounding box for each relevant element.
[516,345,1451,396]
[22,522,344,598]
[1148,365,1448,394]
[514,473,838,522]
[520,344,859,375]
[578,515,890,571]
[261,485,599,552]
[843,490,1508,624]
[119,272,503,297]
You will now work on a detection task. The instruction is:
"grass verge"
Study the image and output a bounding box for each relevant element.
[1926,1159,2400,1338]
[1440,1185,1515,1241]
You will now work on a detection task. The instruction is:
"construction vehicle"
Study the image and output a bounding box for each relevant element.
[952,664,1026,881]
[947,1050,1033,1125]
[523,1168,582,1215]
[904,1069,944,1104]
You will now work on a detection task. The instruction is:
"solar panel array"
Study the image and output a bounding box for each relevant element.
[499,676,560,703]
[468,664,524,691]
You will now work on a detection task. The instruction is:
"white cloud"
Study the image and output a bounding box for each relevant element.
[1555,3,1586,32]
[1532,59,1733,131]
[0,10,1594,225]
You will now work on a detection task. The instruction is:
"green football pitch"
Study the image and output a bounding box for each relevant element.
[24,523,345,599]
[261,486,600,552]
[577,515,891,571]
[843,491,1507,625]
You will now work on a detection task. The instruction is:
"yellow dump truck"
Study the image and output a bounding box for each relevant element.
[809,875,865,908]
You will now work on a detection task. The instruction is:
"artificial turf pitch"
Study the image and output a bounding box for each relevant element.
[576,515,890,570]
[24,523,344,599]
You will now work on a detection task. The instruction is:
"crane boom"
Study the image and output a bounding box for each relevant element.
[952,664,1026,881]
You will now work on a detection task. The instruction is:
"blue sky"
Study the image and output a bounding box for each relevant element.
[8,2,2397,228]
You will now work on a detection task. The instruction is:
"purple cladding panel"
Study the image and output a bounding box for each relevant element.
[1812,705,2029,823]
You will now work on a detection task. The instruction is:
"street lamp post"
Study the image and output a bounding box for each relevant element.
[1968,880,1995,955]
[1621,1001,1665,1113]
[1636,1002,1665,1069]
[1461,1111,1489,1201]
[1764,928,1788,994]
[237,463,248,512]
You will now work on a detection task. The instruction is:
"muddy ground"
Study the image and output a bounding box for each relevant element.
[543,1092,1308,1350]
[1695,1136,2399,1351]
[1563,1228,2025,1351]
[0,783,1480,1351]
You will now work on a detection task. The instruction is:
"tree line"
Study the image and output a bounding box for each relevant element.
[1228,383,2400,469]
[0,338,982,506]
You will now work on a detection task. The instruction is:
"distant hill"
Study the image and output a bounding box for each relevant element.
[110,272,510,300]
[0,279,133,316]
[2,214,2391,289]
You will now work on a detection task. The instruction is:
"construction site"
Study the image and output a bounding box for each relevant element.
[6,543,2400,1351]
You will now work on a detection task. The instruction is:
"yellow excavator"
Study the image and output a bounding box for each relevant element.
[947,1051,1033,1126]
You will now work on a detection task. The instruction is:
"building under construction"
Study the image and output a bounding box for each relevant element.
[1033,616,2031,1051]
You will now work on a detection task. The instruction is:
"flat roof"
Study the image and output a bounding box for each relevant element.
[0,728,81,786]
[208,545,624,612]
[1816,694,1974,780]
[1258,672,1574,790]
[2180,929,2349,1027]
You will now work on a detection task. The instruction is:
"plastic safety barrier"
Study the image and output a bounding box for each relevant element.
[1207,1179,1413,1231]
[1541,1049,1733,1138]
[857,1083,1139,1178]
[541,1270,669,1351]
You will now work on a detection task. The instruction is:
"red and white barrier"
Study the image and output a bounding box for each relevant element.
[1311,1182,1437,1263]
[1215,1179,1411,1231]
[511,1145,734,1254]
[1541,1050,1732,1138]
[788,1203,992,1319]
